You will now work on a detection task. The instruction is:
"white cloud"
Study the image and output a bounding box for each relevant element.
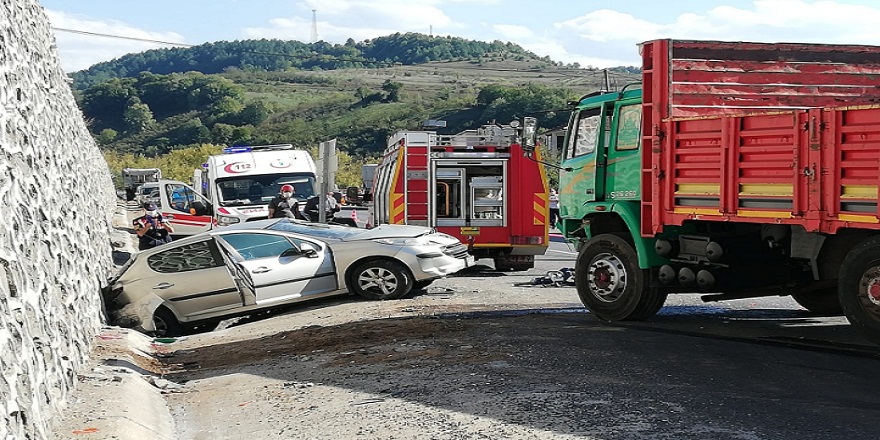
[492,24,534,40]
[245,0,456,43]
[523,0,880,68]
[555,1,880,44]
[46,10,186,72]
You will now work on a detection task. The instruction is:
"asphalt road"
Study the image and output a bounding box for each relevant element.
[112,206,880,438]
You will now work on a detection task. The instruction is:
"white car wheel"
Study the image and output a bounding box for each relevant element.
[350,259,413,300]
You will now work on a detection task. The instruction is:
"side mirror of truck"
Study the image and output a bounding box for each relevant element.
[521,117,537,153]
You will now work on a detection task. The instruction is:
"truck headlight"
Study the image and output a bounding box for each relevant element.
[217,215,240,226]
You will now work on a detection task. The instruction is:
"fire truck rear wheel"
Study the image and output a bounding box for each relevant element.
[349,259,414,301]
[493,257,533,272]
[575,233,665,321]
[838,235,880,344]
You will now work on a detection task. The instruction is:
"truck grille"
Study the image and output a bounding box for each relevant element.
[246,216,269,222]
[443,243,470,259]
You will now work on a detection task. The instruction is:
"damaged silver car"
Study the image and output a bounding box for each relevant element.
[103,218,473,336]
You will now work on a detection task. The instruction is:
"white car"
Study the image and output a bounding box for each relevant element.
[135,182,160,206]
[104,218,473,336]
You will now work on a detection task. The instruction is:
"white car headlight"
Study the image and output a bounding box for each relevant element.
[374,237,431,246]
[217,215,240,226]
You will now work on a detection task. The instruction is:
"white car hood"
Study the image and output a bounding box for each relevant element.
[346,224,432,240]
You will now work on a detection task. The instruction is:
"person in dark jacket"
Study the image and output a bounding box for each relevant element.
[133,203,174,250]
[268,184,303,219]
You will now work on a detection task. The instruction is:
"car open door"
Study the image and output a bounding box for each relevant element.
[158,180,213,236]
[216,231,338,305]
[132,238,243,325]
[216,241,257,307]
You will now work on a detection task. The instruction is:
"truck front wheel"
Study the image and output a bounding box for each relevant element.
[839,236,880,344]
[575,233,666,321]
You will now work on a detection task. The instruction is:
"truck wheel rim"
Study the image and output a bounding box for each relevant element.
[860,266,880,308]
[588,252,626,302]
[358,267,398,296]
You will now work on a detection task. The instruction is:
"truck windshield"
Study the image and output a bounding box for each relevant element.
[215,173,316,207]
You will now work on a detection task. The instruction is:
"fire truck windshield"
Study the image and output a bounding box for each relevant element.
[215,173,316,207]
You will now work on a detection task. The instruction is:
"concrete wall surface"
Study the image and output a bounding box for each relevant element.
[1,1,116,438]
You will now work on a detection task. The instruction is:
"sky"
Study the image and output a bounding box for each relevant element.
[38,0,880,72]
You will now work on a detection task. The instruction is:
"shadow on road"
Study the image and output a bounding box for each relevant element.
[158,309,880,440]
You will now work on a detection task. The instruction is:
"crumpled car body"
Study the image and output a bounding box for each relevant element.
[103,218,473,335]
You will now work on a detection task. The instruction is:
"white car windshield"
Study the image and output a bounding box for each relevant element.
[267,219,364,240]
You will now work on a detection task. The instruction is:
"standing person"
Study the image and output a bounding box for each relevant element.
[325,191,358,227]
[268,184,302,219]
[133,203,174,251]
[302,195,321,222]
[548,188,560,229]
[325,191,340,219]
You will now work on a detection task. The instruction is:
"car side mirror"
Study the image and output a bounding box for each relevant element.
[300,242,320,258]
[280,248,300,258]
[191,200,210,216]
[281,247,318,258]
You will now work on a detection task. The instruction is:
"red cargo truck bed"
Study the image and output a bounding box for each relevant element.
[638,39,880,236]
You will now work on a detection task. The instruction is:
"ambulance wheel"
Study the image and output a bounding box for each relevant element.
[575,233,665,321]
[350,259,413,300]
[838,236,880,344]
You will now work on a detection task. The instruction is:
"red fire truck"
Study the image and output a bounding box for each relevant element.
[371,123,549,270]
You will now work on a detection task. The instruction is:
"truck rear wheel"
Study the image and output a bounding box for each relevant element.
[839,236,880,344]
[575,233,666,321]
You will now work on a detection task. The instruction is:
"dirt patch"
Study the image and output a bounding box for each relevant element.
[161,316,508,374]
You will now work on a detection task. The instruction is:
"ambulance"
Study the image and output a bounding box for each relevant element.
[154,144,318,236]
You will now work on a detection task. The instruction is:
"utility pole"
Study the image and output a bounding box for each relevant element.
[316,139,337,223]
[310,9,318,43]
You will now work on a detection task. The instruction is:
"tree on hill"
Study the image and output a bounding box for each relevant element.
[70,33,545,90]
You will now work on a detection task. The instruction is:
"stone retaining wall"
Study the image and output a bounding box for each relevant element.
[1,1,116,438]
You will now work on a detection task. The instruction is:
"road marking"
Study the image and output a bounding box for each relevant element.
[547,249,577,256]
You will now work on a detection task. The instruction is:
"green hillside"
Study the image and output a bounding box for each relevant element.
[71,33,554,90]
[79,33,641,186]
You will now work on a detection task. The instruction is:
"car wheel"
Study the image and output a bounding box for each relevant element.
[413,279,434,290]
[575,233,666,321]
[350,259,413,300]
[153,307,183,337]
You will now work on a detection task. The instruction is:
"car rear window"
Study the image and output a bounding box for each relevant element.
[267,220,362,240]
[147,240,224,273]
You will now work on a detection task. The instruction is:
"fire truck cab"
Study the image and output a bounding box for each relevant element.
[371,123,549,271]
